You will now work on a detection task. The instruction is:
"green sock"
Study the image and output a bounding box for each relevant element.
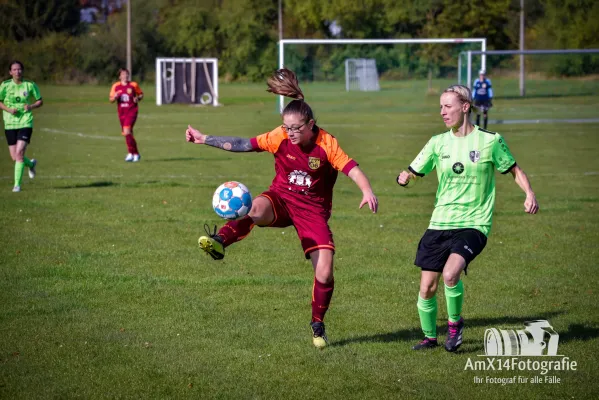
[23,157,33,168]
[445,280,464,323]
[417,295,438,339]
[14,161,25,187]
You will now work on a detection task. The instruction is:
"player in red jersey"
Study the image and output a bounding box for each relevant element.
[186,68,378,349]
[109,68,143,162]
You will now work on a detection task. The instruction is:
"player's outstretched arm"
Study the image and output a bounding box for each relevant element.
[347,166,378,213]
[186,124,253,152]
[509,165,539,214]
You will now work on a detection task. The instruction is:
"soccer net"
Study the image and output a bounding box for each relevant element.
[155,58,219,106]
[278,38,486,111]
[459,49,599,98]
[345,59,380,92]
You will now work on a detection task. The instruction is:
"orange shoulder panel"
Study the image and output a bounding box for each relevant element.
[255,126,288,154]
[109,82,119,98]
[131,81,143,95]
[316,129,353,171]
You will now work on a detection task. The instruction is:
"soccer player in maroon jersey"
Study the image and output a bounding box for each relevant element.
[186,68,378,348]
[109,68,143,162]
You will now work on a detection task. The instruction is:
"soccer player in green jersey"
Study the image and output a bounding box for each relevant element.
[397,84,538,352]
[0,61,43,192]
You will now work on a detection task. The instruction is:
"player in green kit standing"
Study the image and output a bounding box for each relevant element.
[397,84,539,352]
[0,61,43,192]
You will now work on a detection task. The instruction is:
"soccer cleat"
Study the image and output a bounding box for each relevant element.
[125,153,134,162]
[132,154,141,162]
[28,159,37,179]
[412,337,439,350]
[12,186,21,193]
[198,224,225,260]
[445,317,464,352]
[310,321,328,349]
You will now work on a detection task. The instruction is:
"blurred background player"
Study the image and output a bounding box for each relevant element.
[109,68,143,162]
[186,68,379,349]
[397,84,538,352]
[0,61,43,192]
[472,69,493,129]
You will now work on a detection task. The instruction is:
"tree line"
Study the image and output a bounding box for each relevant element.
[0,0,597,83]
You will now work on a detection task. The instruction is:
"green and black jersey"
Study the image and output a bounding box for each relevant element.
[0,79,42,129]
[409,126,516,236]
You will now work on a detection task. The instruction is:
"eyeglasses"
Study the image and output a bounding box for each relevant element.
[281,122,307,133]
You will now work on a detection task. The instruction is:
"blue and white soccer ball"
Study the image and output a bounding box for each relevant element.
[212,181,252,220]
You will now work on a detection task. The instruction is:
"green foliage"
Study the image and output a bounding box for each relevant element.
[0,0,597,82]
[0,0,81,41]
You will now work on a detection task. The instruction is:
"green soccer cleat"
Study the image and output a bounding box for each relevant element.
[310,321,328,349]
[198,224,225,260]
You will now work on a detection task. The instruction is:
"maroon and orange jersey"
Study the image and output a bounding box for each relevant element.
[250,126,358,211]
[110,81,143,115]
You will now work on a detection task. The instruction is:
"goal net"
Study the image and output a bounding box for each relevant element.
[156,58,219,106]
[278,38,486,111]
[345,58,380,92]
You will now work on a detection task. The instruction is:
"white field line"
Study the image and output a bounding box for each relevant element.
[41,128,180,142]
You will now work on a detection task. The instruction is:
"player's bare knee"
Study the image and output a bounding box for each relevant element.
[442,271,460,287]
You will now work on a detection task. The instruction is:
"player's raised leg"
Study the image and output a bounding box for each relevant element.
[198,195,276,260]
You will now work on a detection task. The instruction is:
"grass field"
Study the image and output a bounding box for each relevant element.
[1,79,599,399]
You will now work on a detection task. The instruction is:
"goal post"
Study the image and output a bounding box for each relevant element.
[278,38,487,112]
[155,57,219,106]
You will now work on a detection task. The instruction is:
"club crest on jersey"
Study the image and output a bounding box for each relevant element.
[127,88,133,94]
[308,157,321,170]
[22,91,28,97]
[469,150,480,163]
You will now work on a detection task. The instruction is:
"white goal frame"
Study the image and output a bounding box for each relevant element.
[155,57,219,106]
[459,49,599,90]
[278,38,487,112]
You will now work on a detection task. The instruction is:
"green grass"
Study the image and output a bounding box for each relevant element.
[1,79,599,399]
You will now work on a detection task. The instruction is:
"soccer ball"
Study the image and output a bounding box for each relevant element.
[212,181,252,220]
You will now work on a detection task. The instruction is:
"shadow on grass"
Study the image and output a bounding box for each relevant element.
[559,323,599,344]
[332,311,566,354]
[57,181,115,189]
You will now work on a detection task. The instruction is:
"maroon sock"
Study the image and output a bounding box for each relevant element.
[217,215,255,247]
[125,134,138,154]
[311,278,335,323]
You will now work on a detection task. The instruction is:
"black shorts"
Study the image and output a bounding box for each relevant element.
[474,100,492,112]
[5,128,33,145]
[414,228,487,273]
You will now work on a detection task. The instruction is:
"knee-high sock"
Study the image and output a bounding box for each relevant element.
[417,295,438,339]
[125,134,138,154]
[14,161,25,187]
[23,157,33,168]
[217,215,255,247]
[312,278,334,323]
[476,115,481,126]
[445,280,464,323]
[483,115,488,129]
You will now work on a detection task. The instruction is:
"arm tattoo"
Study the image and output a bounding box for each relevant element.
[204,135,253,152]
